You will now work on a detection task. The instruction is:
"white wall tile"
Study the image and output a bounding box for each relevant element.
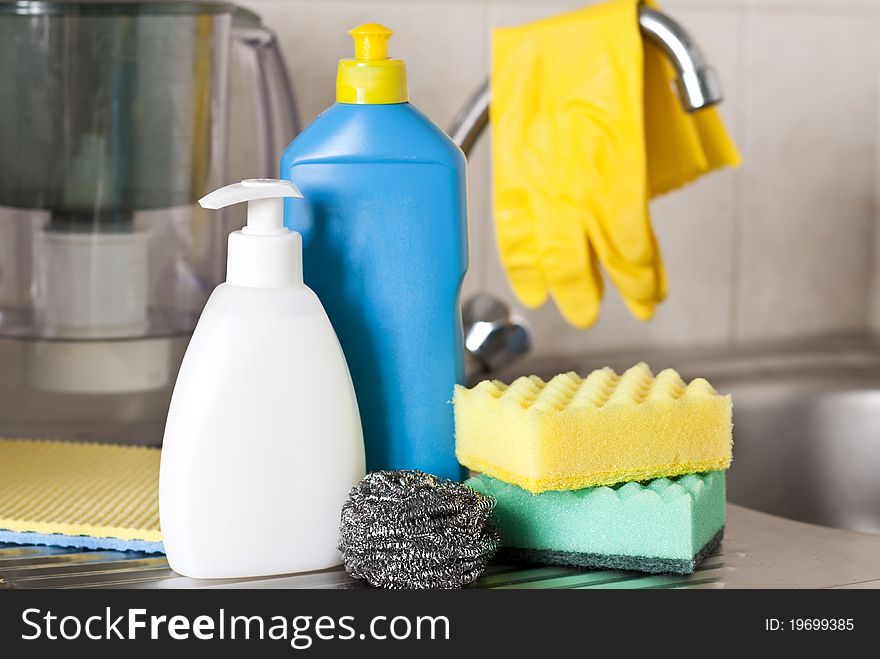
[871,236,880,329]
[462,134,493,298]
[870,5,880,332]
[243,0,489,127]
[734,6,877,342]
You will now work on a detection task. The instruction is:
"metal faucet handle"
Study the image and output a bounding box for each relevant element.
[463,293,531,383]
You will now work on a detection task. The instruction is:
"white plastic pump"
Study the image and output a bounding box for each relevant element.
[159,179,365,579]
[200,178,303,288]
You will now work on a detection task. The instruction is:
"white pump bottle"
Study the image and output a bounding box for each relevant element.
[159,178,365,579]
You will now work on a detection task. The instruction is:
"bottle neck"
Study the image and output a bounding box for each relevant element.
[226,229,303,288]
[245,198,287,235]
[336,58,408,104]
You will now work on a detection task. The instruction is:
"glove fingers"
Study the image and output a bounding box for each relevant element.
[583,204,665,321]
[494,191,548,308]
[623,230,667,320]
[570,239,604,328]
[536,204,603,328]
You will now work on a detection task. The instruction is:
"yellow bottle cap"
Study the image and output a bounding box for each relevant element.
[336,23,408,104]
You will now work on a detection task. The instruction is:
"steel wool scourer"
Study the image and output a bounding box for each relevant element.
[339,471,500,589]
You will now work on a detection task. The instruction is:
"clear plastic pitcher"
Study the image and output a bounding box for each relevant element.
[0,1,298,442]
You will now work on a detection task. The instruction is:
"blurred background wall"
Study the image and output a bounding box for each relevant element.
[241,0,880,358]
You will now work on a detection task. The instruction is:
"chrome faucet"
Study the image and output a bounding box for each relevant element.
[463,294,531,383]
[448,4,724,157]
[456,5,725,378]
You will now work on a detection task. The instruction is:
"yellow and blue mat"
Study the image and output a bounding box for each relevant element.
[0,438,163,553]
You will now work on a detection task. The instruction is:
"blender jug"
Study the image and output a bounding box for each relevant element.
[0,1,299,443]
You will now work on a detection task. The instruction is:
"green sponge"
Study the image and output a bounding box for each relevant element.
[466,471,726,575]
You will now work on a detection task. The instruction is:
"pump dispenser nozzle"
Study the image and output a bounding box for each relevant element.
[199,178,304,288]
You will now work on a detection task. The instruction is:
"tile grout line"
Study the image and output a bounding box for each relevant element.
[727,0,750,347]
[866,3,880,331]
[476,3,492,292]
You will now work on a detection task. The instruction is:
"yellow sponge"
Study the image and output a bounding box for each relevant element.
[0,438,160,547]
[454,363,732,493]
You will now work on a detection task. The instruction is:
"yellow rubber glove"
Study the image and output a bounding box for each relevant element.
[491,0,740,328]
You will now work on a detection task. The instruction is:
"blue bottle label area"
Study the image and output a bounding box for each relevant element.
[285,159,466,481]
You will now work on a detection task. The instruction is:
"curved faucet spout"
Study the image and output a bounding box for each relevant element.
[448,4,724,156]
[639,6,723,112]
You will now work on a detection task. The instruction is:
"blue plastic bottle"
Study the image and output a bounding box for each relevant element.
[280,24,466,480]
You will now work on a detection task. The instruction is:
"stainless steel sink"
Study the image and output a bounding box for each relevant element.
[505,335,880,534]
[725,376,880,533]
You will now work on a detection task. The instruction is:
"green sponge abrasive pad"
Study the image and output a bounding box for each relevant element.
[466,471,726,575]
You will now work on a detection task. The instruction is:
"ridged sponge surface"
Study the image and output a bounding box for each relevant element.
[0,438,162,552]
[467,471,726,574]
[455,362,732,492]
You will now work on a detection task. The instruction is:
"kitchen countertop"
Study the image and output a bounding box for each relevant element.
[2,504,879,589]
[5,336,880,589]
